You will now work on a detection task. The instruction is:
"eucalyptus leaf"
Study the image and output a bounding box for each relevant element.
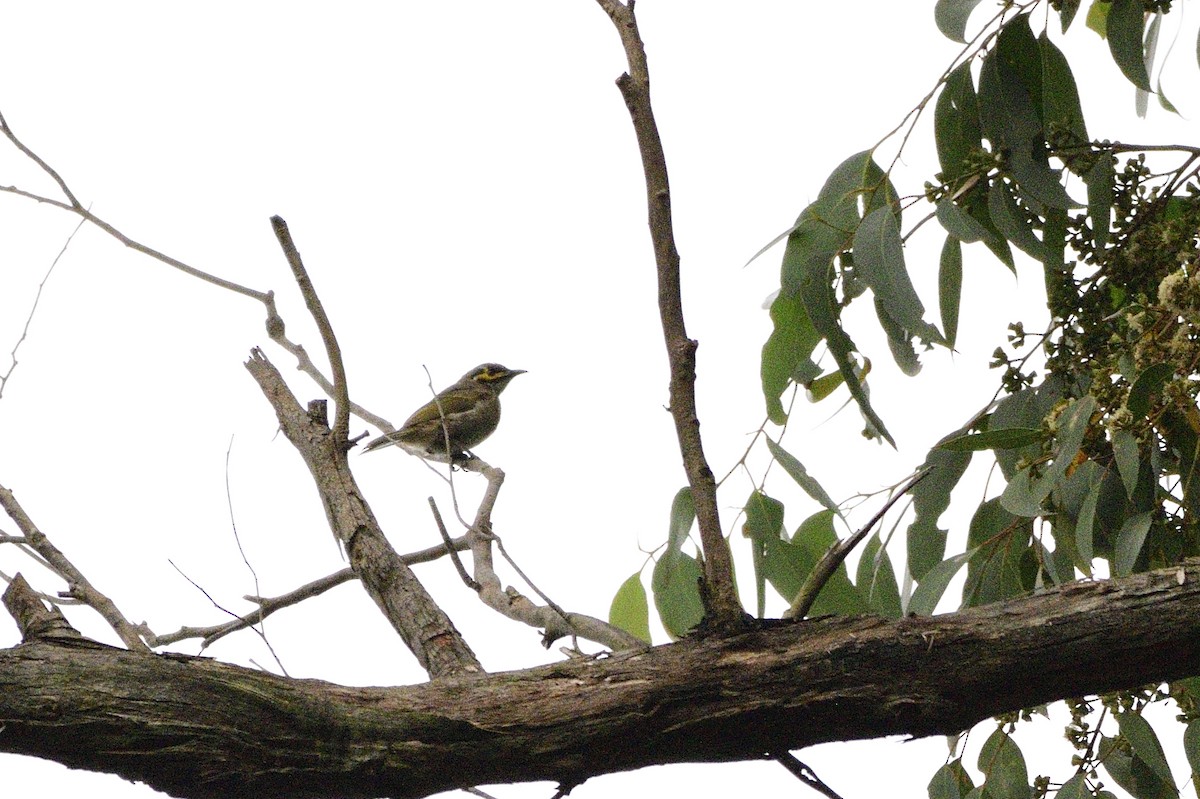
[935,0,986,43]
[765,437,840,515]
[1114,511,1153,577]
[938,428,1044,452]
[1107,0,1152,91]
[609,572,651,644]
[939,235,962,349]
[1116,712,1176,788]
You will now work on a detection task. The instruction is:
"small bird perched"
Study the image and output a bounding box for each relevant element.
[362,363,525,463]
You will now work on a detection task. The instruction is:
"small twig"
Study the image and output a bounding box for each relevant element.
[428,497,479,591]
[0,214,86,400]
[166,559,289,676]
[0,534,28,545]
[270,216,350,440]
[0,482,147,650]
[773,752,846,799]
[143,536,472,648]
[784,467,932,620]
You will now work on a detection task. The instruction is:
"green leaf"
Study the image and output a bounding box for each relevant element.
[939,236,962,349]
[765,437,840,515]
[764,510,865,616]
[909,430,974,580]
[938,428,1044,452]
[909,551,973,616]
[1100,732,1178,799]
[1116,712,1176,788]
[783,151,896,445]
[857,534,902,618]
[1128,362,1174,418]
[1182,721,1200,778]
[936,61,982,181]
[988,180,1044,261]
[1059,0,1082,33]
[1048,395,1097,486]
[1087,1,1111,37]
[929,759,975,799]
[652,552,705,640]
[609,572,651,643]
[1085,154,1114,250]
[1000,464,1051,518]
[963,498,1033,607]
[1038,31,1088,147]
[1114,510,1153,577]
[807,369,846,402]
[935,0,986,43]
[978,729,1031,799]
[876,297,923,377]
[761,292,821,424]
[1072,460,1103,572]
[655,488,695,587]
[937,199,992,243]
[1055,774,1088,799]
[855,205,942,342]
[1107,0,1152,91]
[1112,429,1140,499]
[743,490,786,617]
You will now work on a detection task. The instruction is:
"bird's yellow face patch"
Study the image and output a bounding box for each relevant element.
[473,366,506,382]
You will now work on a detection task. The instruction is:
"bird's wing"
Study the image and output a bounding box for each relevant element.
[401,391,481,428]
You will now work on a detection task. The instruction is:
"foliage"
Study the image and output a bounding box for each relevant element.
[622,1,1200,797]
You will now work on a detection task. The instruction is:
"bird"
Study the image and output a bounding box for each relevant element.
[361,363,525,462]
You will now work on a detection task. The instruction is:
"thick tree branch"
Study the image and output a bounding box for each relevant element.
[595,0,740,626]
[244,349,481,677]
[6,563,1200,799]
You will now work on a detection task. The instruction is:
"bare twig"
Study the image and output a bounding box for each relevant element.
[428,497,479,591]
[270,216,351,440]
[143,535,472,648]
[165,559,290,676]
[0,482,147,650]
[773,753,846,799]
[0,215,85,400]
[784,468,932,620]
[594,0,741,628]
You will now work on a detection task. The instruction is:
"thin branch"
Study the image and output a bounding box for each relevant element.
[773,753,846,799]
[428,497,478,591]
[0,215,85,399]
[784,467,932,620]
[457,458,645,651]
[0,482,147,650]
[270,216,351,440]
[595,0,741,628]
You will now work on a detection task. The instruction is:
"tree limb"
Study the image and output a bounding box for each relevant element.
[6,562,1200,799]
[244,349,481,677]
[594,0,741,626]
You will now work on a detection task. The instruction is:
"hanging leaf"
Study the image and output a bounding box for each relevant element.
[978,729,1032,799]
[743,490,786,618]
[659,487,695,578]
[651,553,705,640]
[1058,0,1082,33]
[609,572,651,643]
[988,180,1045,260]
[939,235,962,349]
[1038,31,1089,148]
[928,758,975,799]
[1114,511,1153,577]
[761,292,821,424]
[1128,362,1174,418]
[1112,429,1140,499]
[855,206,942,343]
[963,498,1033,607]
[857,534,902,618]
[937,199,992,243]
[1107,0,1152,91]
[908,428,974,580]
[934,0,986,43]
[1085,154,1114,250]
[935,61,982,181]
[1116,712,1176,788]
[909,551,973,616]
[765,437,840,515]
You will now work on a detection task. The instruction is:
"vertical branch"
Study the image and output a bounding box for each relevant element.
[270,216,350,440]
[595,0,742,626]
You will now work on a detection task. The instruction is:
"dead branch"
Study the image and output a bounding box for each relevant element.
[0,482,147,650]
[244,349,481,677]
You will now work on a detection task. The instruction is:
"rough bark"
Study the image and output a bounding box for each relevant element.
[4,563,1200,799]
